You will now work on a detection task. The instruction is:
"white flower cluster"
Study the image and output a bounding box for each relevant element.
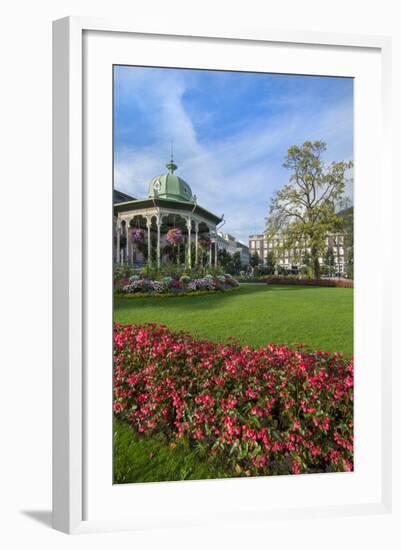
[187,277,217,291]
[121,274,239,294]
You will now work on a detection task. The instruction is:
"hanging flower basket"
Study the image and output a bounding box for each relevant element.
[199,236,211,249]
[130,227,145,244]
[166,227,183,246]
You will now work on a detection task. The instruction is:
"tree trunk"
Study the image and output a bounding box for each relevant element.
[311,247,320,279]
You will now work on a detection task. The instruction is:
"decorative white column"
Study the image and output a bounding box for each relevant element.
[126,222,130,264]
[186,217,192,270]
[146,217,152,266]
[156,216,161,270]
[116,219,120,263]
[209,229,212,267]
[194,222,199,266]
[214,237,218,267]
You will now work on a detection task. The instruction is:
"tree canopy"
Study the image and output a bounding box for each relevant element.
[265,140,353,278]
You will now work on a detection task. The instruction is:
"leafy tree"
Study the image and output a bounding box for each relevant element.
[302,249,311,267]
[266,141,353,278]
[298,250,312,278]
[324,246,335,276]
[217,249,242,275]
[250,251,260,267]
[232,251,242,275]
[218,248,232,271]
[265,251,276,274]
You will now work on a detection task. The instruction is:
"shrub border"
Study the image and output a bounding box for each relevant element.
[238,276,353,288]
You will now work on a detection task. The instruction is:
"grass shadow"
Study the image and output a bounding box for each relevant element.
[115,286,250,312]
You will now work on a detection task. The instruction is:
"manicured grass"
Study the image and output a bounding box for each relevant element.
[114,419,231,483]
[114,283,353,355]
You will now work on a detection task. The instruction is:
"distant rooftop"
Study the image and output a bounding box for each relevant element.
[113,189,136,204]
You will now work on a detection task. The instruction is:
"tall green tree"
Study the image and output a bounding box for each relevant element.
[232,251,242,275]
[266,141,353,278]
[218,248,232,271]
[250,251,260,267]
[302,249,311,267]
[265,251,276,274]
[324,246,335,276]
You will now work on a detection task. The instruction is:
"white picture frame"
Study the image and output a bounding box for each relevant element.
[52,16,393,534]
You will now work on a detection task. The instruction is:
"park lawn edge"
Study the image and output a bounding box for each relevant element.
[114,285,241,299]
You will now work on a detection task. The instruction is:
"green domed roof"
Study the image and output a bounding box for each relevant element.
[148,159,194,203]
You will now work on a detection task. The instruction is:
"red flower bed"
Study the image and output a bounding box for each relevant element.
[238,276,354,288]
[265,277,354,288]
[114,323,353,476]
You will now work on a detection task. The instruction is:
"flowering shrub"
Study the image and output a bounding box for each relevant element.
[120,274,239,295]
[237,276,353,288]
[114,277,130,292]
[199,236,211,249]
[149,280,166,293]
[122,279,151,293]
[224,274,239,287]
[187,277,218,291]
[113,263,134,281]
[114,323,353,477]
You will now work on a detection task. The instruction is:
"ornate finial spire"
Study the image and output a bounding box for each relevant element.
[166,140,178,174]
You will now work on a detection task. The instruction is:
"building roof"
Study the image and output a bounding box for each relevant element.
[114,197,222,225]
[148,159,194,203]
[113,189,136,204]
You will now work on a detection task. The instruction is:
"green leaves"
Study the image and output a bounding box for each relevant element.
[266,140,353,278]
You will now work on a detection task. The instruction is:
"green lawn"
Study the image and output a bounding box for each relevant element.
[114,419,231,484]
[114,283,353,355]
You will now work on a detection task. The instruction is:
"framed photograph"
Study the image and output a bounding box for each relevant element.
[52,17,392,534]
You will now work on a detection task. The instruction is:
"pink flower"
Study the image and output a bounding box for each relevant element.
[166,228,183,245]
[292,460,301,475]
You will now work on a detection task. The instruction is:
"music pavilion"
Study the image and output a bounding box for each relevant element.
[113,157,224,269]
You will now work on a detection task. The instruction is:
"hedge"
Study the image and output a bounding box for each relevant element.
[238,276,353,288]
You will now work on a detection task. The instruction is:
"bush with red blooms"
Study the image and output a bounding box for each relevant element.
[114,323,353,476]
[238,276,354,288]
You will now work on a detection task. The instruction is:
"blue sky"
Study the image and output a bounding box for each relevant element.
[114,66,353,244]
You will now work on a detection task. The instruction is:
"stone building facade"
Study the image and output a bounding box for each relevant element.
[248,233,346,273]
